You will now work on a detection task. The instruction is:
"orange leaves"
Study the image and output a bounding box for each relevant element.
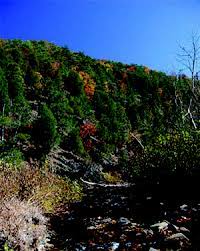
[98,60,113,71]
[50,61,61,77]
[79,71,96,100]
[80,122,97,150]
[127,65,151,74]
[144,66,150,74]
[85,82,95,100]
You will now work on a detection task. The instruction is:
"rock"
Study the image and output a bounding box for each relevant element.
[179,227,190,233]
[110,242,120,250]
[118,217,130,226]
[180,204,188,211]
[151,221,169,231]
[130,222,138,229]
[149,248,159,251]
[192,207,198,212]
[136,232,143,237]
[166,233,189,241]
[87,226,96,230]
[102,218,112,224]
[125,242,132,247]
[75,244,87,251]
[143,229,154,236]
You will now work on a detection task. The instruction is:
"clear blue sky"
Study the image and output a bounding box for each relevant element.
[0,0,200,73]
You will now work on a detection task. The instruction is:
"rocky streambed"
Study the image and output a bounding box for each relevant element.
[51,182,200,250]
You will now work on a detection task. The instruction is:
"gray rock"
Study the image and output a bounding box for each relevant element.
[180,204,188,211]
[151,221,169,231]
[143,229,154,236]
[87,226,96,230]
[118,217,130,225]
[102,217,112,224]
[179,227,190,233]
[110,242,120,250]
[75,244,87,251]
[166,233,189,241]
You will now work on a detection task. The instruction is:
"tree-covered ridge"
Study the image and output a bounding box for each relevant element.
[0,39,199,164]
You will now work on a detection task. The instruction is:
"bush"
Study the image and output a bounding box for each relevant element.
[0,149,24,169]
[102,171,122,184]
[0,164,83,214]
[128,130,200,181]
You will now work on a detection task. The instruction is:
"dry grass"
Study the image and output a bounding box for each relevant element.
[0,163,83,250]
[0,198,51,251]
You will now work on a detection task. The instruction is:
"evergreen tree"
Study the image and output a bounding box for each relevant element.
[34,104,58,155]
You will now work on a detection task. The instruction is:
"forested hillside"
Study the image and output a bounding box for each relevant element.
[0,39,198,165]
[0,39,199,250]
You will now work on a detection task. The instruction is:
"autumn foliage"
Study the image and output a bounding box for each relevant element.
[80,122,97,150]
[127,66,136,72]
[79,71,96,100]
[144,66,150,74]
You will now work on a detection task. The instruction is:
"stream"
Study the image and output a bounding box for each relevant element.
[51,179,200,250]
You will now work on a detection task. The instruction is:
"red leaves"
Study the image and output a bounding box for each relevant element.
[127,66,136,72]
[80,122,97,150]
[80,122,96,138]
[176,216,191,224]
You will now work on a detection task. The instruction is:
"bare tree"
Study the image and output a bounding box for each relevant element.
[176,33,200,129]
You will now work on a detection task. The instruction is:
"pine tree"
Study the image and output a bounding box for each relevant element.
[34,104,59,155]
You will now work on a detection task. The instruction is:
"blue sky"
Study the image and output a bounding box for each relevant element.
[0,0,200,73]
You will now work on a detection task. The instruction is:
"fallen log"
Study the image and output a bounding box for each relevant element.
[80,178,134,188]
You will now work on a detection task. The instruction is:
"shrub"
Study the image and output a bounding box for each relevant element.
[0,149,24,169]
[102,171,122,184]
[128,130,200,181]
[0,164,83,214]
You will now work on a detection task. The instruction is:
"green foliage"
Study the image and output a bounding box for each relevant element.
[128,130,200,180]
[0,67,10,114]
[67,128,86,156]
[64,70,84,96]
[3,242,13,251]
[0,148,24,168]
